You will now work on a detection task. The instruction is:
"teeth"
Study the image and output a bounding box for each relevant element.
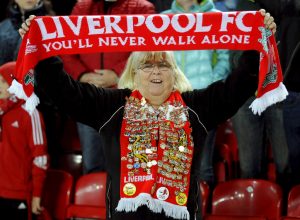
[151,79,162,83]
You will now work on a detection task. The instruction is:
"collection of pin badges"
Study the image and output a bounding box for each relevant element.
[122,96,193,204]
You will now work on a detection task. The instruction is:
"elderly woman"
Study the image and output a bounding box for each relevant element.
[20,10,276,220]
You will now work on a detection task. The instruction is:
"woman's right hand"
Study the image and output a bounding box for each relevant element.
[19,15,36,39]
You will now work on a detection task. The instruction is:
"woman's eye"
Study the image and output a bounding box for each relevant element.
[144,64,153,68]
[159,64,169,68]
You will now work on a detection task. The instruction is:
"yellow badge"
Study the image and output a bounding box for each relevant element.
[123,183,136,196]
[176,192,187,205]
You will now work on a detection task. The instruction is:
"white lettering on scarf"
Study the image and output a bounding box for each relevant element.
[124,174,154,183]
[35,12,255,41]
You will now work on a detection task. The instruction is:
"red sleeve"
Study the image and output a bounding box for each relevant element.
[59,0,93,80]
[27,110,49,197]
[136,0,155,14]
[60,54,89,80]
[0,100,7,141]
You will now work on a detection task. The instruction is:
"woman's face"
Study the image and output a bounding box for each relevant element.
[134,60,175,105]
[14,0,40,11]
[176,0,195,8]
[0,75,10,100]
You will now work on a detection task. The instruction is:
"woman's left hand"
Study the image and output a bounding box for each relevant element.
[259,9,276,34]
[19,15,35,39]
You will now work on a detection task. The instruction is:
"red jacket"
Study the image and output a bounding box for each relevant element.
[61,0,155,80]
[0,98,48,200]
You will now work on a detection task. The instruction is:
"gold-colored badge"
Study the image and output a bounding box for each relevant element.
[176,192,187,205]
[123,183,136,196]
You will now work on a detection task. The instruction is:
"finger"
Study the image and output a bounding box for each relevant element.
[25,19,31,27]
[26,15,35,25]
[29,15,36,20]
[92,82,102,87]
[94,69,104,75]
[259,9,266,15]
[266,16,274,26]
[24,15,35,30]
[32,207,38,214]
[33,209,41,215]
[19,28,26,38]
[87,79,99,86]
[94,80,104,87]
[94,81,104,87]
[21,22,29,31]
[264,13,271,24]
[37,206,44,212]
[268,22,276,29]
[269,24,277,34]
[96,71,104,76]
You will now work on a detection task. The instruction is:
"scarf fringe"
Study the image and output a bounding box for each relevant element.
[8,79,28,100]
[116,193,190,220]
[8,79,40,114]
[25,93,40,114]
[249,82,288,115]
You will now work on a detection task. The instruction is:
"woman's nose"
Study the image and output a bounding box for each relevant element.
[152,65,160,74]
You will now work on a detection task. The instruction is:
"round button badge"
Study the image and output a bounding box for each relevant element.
[156,187,169,201]
[123,183,136,196]
[176,192,187,205]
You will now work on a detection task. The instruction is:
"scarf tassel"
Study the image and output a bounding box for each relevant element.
[250,82,288,115]
[8,79,40,114]
[116,193,190,220]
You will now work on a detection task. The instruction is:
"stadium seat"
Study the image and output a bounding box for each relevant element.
[216,120,239,178]
[59,117,81,153]
[204,215,267,220]
[57,153,83,181]
[214,161,226,183]
[40,169,73,220]
[287,185,300,217]
[215,143,233,180]
[281,218,300,220]
[67,172,107,219]
[267,162,276,182]
[211,179,282,220]
[200,181,210,216]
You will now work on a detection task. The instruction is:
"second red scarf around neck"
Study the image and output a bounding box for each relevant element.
[10,11,287,115]
[118,90,193,219]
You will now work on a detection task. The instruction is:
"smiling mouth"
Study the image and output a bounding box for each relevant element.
[151,79,162,83]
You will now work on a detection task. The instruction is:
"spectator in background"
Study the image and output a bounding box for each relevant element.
[214,0,237,11]
[0,0,60,169]
[0,0,55,65]
[0,0,9,22]
[162,0,231,187]
[60,0,155,174]
[147,0,172,13]
[0,62,49,220]
[49,0,77,15]
[273,0,300,187]
[232,0,289,188]
[284,43,300,186]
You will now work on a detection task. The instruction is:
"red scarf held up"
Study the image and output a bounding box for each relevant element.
[10,11,287,114]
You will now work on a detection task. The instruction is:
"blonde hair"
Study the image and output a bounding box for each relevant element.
[118,51,192,93]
